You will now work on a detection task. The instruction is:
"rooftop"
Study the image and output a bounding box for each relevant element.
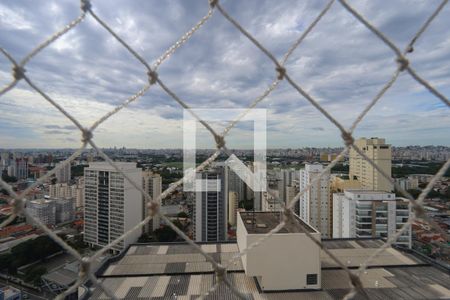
[86,162,139,171]
[82,239,450,299]
[239,211,317,234]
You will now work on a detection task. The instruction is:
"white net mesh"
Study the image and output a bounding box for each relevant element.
[0,0,449,299]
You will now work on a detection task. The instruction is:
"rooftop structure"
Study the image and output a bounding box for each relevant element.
[239,211,315,234]
[83,238,450,299]
[238,212,321,291]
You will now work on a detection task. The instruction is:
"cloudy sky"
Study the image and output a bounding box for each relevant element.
[0,0,449,149]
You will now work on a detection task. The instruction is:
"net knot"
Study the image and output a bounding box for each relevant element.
[147,70,158,85]
[215,265,227,283]
[396,56,409,71]
[406,46,414,53]
[148,201,160,217]
[81,128,93,143]
[12,66,26,80]
[214,135,226,149]
[12,198,25,215]
[209,0,218,8]
[276,66,286,80]
[341,131,354,146]
[80,0,91,12]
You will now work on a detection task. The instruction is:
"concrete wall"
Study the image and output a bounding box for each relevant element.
[237,213,321,291]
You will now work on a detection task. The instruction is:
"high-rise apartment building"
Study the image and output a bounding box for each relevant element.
[49,181,84,208]
[193,168,228,242]
[26,199,56,227]
[228,191,238,227]
[84,162,142,252]
[299,163,331,237]
[349,137,393,192]
[55,162,71,183]
[142,170,162,233]
[332,190,411,247]
[7,158,28,180]
[276,169,297,204]
[55,198,75,224]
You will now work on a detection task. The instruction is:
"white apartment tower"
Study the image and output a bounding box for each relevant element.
[299,163,331,237]
[349,137,393,192]
[26,199,56,226]
[55,162,71,183]
[142,170,162,233]
[332,190,411,247]
[84,162,142,252]
[194,168,228,242]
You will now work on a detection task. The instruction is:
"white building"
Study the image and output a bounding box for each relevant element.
[55,162,71,183]
[194,168,228,242]
[55,198,75,224]
[395,177,419,191]
[299,163,331,238]
[49,181,84,208]
[26,199,56,226]
[237,212,321,291]
[142,170,162,233]
[84,162,143,252]
[332,190,411,247]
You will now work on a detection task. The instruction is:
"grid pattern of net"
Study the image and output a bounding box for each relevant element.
[0,0,449,299]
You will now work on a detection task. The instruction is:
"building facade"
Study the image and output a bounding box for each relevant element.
[55,162,71,183]
[194,168,228,242]
[55,198,75,224]
[26,199,56,227]
[299,163,331,237]
[332,190,411,247]
[84,162,142,252]
[349,137,393,192]
[142,170,162,233]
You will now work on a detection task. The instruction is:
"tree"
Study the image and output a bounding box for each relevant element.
[154,220,184,242]
[24,266,47,285]
[177,211,189,218]
[1,171,17,183]
[154,226,177,242]
[407,189,421,199]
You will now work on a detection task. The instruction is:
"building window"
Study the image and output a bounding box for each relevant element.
[306,274,318,285]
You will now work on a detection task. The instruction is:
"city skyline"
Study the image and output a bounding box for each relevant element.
[1,0,449,148]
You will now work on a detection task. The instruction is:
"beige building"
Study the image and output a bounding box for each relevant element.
[349,137,393,192]
[142,170,162,233]
[237,212,321,291]
[228,191,238,227]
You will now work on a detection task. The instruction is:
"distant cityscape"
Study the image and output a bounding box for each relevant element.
[0,140,449,298]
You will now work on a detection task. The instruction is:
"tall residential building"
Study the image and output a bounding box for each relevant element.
[8,158,28,180]
[26,199,56,227]
[276,169,296,204]
[84,162,142,252]
[55,198,75,224]
[299,163,331,237]
[55,162,71,183]
[349,137,393,192]
[228,191,238,227]
[49,181,84,208]
[142,170,162,233]
[332,190,411,247]
[329,174,362,236]
[193,168,228,242]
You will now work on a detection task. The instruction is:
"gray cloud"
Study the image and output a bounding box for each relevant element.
[0,0,449,148]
